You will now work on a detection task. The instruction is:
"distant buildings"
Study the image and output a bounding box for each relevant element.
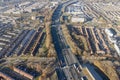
[90,2,120,22]
[51,1,58,6]
[3,1,48,14]
[0,15,16,24]
[65,2,87,23]
[66,4,83,15]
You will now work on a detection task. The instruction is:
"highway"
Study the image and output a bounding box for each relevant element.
[51,0,83,80]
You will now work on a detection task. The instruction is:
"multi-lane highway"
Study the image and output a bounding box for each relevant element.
[51,0,84,80]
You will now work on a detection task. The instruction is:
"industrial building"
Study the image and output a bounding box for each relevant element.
[84,63,109,80]
[71,15,86,22]
[65,2,88,23]
[85,64,103,80]
[66,6,84,15]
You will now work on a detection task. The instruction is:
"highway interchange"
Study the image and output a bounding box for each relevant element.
[51,0,84,80]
